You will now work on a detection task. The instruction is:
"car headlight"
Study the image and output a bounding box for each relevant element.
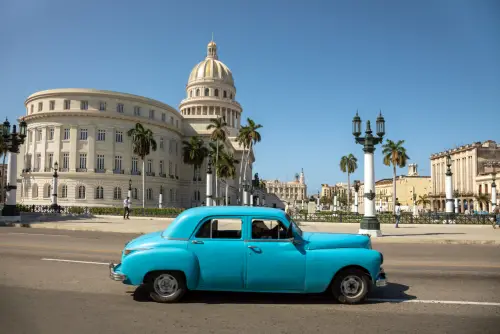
[123,247,151,256]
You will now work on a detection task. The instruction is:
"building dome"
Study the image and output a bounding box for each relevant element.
[188,41,234,86]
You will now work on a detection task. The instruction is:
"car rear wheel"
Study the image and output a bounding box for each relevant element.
[147,271,186,303]
[331,268,370,304]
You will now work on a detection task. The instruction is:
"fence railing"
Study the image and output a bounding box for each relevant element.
[16,204,184,217]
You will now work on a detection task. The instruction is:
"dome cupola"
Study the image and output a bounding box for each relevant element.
[188,40,234,86]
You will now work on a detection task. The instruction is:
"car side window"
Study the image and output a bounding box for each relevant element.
[194,218,242,239]
[251,219,287,240]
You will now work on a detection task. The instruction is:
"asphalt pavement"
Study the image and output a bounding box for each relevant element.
[0,227,499,334]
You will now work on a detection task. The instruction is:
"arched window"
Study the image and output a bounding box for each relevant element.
[77,185,86,199]
[189,90,193,97]
[204,88,209,96]
[223,91,227,98]
[230,93,233,99]
[147,188,153,200]
[214,89,219,97]
[32,184,38,198]
[45,184,52,198]
[132,188,138,200]
[196,89,200,96]
[95,186,103,199]
[113,187,122,200]
[169,188,173,201]
[61,184,68,198]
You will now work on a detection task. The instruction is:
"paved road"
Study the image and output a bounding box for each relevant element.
[0,227,499,334]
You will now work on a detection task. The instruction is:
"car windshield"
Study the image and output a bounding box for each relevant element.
[285,213,303,237]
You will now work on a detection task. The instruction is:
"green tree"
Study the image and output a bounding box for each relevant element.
[182,136,209,206]
[416,194,431,209]
[209,141,226,205]
[127,123,157,208]
[382,139,410,213]
[207,117,228,205]
[339,154,358,210]
[241,118,262,191]
[320,196,331,205]
[217,151,239,205]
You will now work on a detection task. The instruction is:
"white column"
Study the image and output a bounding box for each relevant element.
[333,195,337,211]
[3,151,20,221]
[206,169,213,206]
[51,172,58,207]
[250,193,254,206]
[454,198,459,213]
[159,193,163,208]
[445,172,453,213]
[413,200,418,216]
[354,191,359,214]
[491,183,497,212]
[243,190,248,206]
[359,151,382,237]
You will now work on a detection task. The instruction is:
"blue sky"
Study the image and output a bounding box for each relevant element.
[1,0,499,195]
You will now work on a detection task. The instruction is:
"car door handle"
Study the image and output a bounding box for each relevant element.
[191,240,204,244]
[248,245,257,249]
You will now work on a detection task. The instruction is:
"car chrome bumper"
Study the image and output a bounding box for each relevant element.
[109,262,127,281]
[375,267,388,287]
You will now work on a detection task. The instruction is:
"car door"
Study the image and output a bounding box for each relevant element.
[188,216,245,291]
[245,217,306,292]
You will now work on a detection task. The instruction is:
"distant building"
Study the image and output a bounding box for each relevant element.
[430,140,500,212]
[263,169,307,205]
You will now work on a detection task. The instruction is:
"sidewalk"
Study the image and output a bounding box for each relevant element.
[2,215,499,245]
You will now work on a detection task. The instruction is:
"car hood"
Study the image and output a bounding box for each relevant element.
[303,232,371,250]
[125,230,163,249]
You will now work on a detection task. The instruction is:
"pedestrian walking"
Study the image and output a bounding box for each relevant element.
[395,202,401,228]
[493,207,499,229]
[123,197,130,219]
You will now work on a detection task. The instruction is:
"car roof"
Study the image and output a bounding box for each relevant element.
[162,206,288,239]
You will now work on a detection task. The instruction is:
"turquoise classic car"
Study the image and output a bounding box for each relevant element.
[109,206,387,304]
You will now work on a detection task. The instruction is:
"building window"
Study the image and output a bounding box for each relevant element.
[115,131,123,143]
[230,93,233,99]
[95,186,104,199]
[223,91,227,98]
[49,100,55,110]
[79,128,88,140]
[162,113,166,121]
[117,103,124,113]
[134,106,141,116]
[176,119,179,128]
[132,157,138,172]
[147,159,153,173]
[48,128,54,140]
[169,188,173,201]
[113,187,122,200]
[159,137,164,149]
[147,188,153,200]
[190,90,193,97]
[160,160,164,174]
[96,155,105,170]
[47,153,53,169]
[36,129,42,141]
[174,163,177,177]
[97,129,106,141]
[62,128,70,140]
[80,101,88,110]
[132,188,138,200]
[149,109,155,119]
[196,89,200,96]
[79,153,87,169]
[99,101,106,111]
[62,153,69,169]
[114,155,122,171]
[38,102,43,111]
[169,161,172,175]
[170,116,174,125]
[61,185,68,198]
[77,185,86,199]
[204,88,209,96]
[214,89,219,97]
[64,100,71,110]
[44,184,52,198]
[35,154,41,169]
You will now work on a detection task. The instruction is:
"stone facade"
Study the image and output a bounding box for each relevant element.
[263,169,307,205]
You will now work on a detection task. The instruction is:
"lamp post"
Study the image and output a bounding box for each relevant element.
[128,179,132,200]
[352,111,385,237]
[412,192,418,217]
[491,174,497,212]
[353,180,360,214]
[159,185,163,208]
[1,118,27,221]
[333,190,338,212]
[262,193,266,207]
[249,185,254,206]
[50,162,59,212]
[243,181,249,206]
[206,153,213,206]
[445,152,454,213]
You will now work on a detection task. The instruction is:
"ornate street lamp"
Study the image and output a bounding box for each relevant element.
[445,152,454,214]
[1,118,27,221]
[206,153,213,206]
[50,162,60,212]
[353,180,361,214]
[352,111,385,237]
[128,178,132,199]
[491,173,497,213]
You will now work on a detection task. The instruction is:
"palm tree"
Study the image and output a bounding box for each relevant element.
[241,118,263,191]
[209,141,225,205]
[236,125,251,197]
[182,136,209,206]
[382,139,410,213]
[127,123,157,208]
[416,194,431,209]
[207,117,228,205]
[0,136,8,204]
[217,151,239,205]
[339,154,358,210]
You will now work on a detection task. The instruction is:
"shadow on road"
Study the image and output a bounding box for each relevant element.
[128,282,416,305]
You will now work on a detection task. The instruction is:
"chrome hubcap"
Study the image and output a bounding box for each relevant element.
[340,275,363,298]
[154,274,179,297]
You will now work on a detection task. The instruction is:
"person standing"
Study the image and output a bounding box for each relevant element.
[395,202,401,228]
[123,197,130,219]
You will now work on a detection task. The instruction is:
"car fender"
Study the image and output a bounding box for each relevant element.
[305,248,383,293]
[121,248,200,288]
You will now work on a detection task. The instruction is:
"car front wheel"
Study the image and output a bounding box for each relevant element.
[331,268,370,304]
[147,271,187,303]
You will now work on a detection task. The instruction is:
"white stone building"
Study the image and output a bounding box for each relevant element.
[263,169,307,206]
[16,40,255,208]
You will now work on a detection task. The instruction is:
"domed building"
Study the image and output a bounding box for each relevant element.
[16,40,255,208]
